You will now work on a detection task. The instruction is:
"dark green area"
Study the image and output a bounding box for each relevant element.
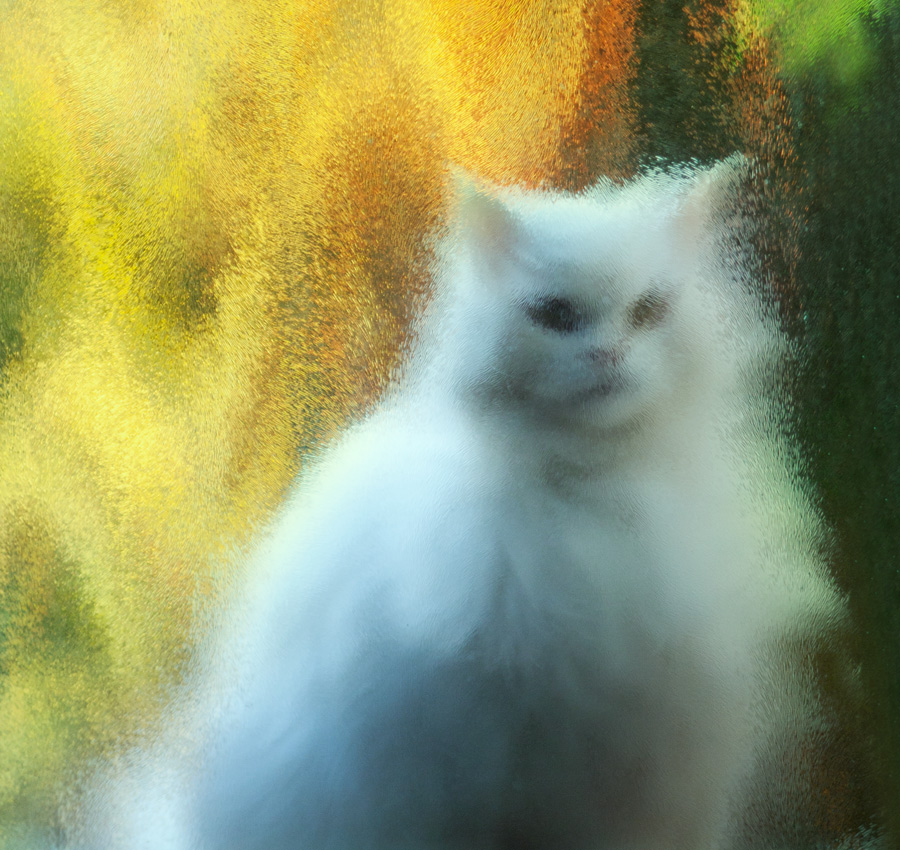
[0,184,53,375]
[633,0,739,163]
[791,12,900,841]
[0,79,60,377]
[0,508,108,676]
[0,508,113,846]
[630,0,900,842]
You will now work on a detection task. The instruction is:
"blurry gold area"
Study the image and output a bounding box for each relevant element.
[0,0,643,835]
[433,0,637,186]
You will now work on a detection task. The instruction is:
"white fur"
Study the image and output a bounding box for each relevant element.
[75,161,845,850]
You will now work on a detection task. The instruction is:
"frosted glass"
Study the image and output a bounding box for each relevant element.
[0,1,893,847]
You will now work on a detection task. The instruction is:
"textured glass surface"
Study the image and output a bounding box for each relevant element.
[0,1,895,848]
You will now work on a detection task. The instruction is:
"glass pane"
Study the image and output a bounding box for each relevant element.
[0,1,894,847]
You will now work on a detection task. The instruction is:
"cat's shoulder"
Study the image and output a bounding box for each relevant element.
[234,403,503,660]
[312,401,488,501]
[255,401,493,577]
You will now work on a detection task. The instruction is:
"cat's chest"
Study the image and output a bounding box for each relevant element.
[496,473,702,592]
[470,471,750,665]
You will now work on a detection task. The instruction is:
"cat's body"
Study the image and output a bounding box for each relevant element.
[75,160,844,849]
[200,420,762,850]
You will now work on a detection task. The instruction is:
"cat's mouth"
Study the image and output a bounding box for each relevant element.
[578,377,626,401]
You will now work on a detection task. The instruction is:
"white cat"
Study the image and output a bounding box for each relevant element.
[75,159,845,850]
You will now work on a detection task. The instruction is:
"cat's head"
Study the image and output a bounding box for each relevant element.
[442,158,753,433]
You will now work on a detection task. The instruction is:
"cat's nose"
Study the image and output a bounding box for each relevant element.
[587,346,623,366]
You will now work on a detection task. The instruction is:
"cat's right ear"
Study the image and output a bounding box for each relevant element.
[449,167,516,253]
[675,154,751,245]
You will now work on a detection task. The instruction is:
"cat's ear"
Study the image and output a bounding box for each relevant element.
[450,166,517,252]
[675,153,751,243]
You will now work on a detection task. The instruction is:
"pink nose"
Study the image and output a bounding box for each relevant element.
[588,347,623,366]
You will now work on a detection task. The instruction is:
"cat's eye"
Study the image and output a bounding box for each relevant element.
[629,291,669,329]
[526,297,585,334]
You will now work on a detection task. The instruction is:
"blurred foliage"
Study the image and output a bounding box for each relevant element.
[786,10,900,841]
[630,0,896,835]
[0,0,631,840]
[737,0,893,84]
[0,0,896,845]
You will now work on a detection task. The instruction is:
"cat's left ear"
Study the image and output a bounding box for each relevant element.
[449,166,517,253]
[675,153,751,243]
